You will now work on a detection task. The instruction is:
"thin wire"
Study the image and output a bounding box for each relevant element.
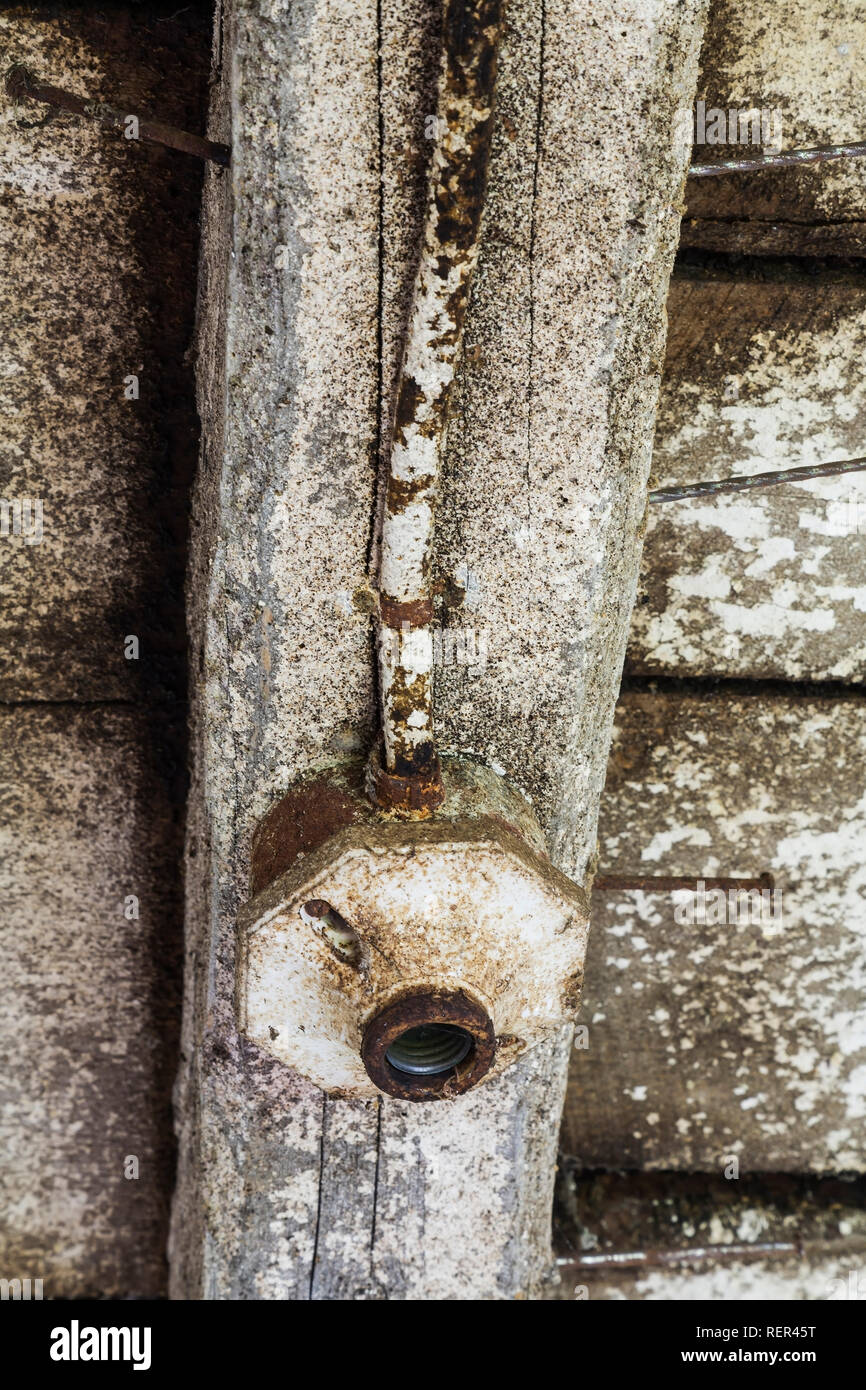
[558,1241,798,1270]
[650,456,866,505]
[690,140,866,177]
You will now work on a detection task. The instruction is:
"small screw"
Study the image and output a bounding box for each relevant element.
[300,899,362,966]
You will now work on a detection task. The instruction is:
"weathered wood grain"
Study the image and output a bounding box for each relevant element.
[0,4,204,1299]
[0,705,183,1298]
[549,1250,866,1300]
[684,0,866,253]
[0,6,207,701]
[548,1170,866,1299]
[630,265,866,682]
[171,0,708,1300]
[563,688,866,1174]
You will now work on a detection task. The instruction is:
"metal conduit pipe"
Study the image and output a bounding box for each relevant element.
[368,0,505,819]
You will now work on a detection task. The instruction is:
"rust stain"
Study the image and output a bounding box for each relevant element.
[379,595,435,629]
[373,0,504,809]
[250,778,360,894]
[367,755,445,817]
[361,987,496,1101]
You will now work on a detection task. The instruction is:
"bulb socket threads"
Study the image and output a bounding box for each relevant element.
[361,988,496,1101]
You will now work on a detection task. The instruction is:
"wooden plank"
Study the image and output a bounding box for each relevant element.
[0,7,207,701]
[562,688,866,1173]
[0,705,182,1298]
[0,4,202,1300]
[680,217,866,259]
[684,0,866,253]
[550,1251,866,1300]
[629,266,866,682]
[549,1170,866,1300]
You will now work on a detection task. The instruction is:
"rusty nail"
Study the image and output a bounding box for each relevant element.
[5,62,230,166]
[594,873,775,893]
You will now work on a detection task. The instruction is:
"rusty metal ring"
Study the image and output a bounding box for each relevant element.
[361,988,496,1101]
[366,750,445,818]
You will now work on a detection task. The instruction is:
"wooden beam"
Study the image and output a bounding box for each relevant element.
[170,0,708,1300]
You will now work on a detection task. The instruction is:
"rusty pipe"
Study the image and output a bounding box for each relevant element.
[369,0,505,818]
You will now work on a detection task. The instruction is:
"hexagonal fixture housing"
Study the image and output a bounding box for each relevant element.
[237,756,589,1100]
